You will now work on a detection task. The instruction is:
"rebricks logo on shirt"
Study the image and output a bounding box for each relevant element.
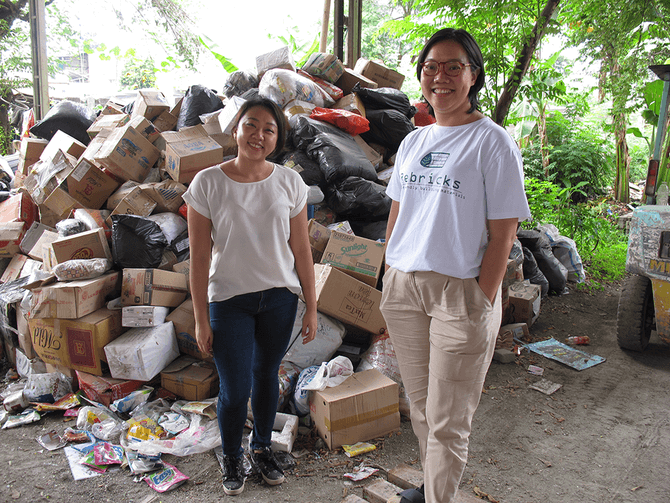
[399,151,461,190]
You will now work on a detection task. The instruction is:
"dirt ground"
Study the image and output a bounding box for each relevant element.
[0,279,669,503]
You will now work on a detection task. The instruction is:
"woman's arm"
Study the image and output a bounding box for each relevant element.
[384,200,400,272]
[478,217,518,303]
[288,205,318,344]
[187,205,214,356]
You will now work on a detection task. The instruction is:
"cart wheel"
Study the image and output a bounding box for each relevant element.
[617,275,654,351]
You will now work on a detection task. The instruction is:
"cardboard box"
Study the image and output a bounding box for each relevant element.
[28,308,124,375]
[164,298,212,361]
[302,52,345,84]
[57,157,120,209]
[106,186,157,225]
[125,115,161,144]
[141,180,187,213]
[160,356,218,400]
[353,58,405,89]
[310,368,399,449]
[353,135,382,170]
[335,68,378,95]
[152,110,178,133]
[321,231,385,287]
[122,306,170,327]
[24,150,76,205]
[104,322,180,381]
[20,223,59,261]
[313,264,386,335]
[165,137,224,183]
[0,192,39,257]
[39,130,87,163]
[16,303,34,359]
[0,254,28,283]
[508,281,542,327]
[18,138,48,174]
[202,122,237,154]
[172,260,190,289]
[28,271,121,319]
[106,180,138,210]
[497,322,529,350]
[308,219,330,263]
[50,228,112,265]
[76,370,143,407]
[87,113,130,138]
[132,89,170,122]
[93,125,160,182]
[218,96,247,135]
[256,45,296,77]
[156,124,209,152]
[121,268,188,307]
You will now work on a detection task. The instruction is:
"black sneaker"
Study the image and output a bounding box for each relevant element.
[251,446,285,486]
[399,484,425,503]
[222,454,245,495]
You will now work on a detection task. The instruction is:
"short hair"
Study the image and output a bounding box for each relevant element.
[230,97,287,158]
[416,28,485,114]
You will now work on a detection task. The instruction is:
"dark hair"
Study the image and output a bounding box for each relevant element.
[230,97,287,158]
[416,28,485,114]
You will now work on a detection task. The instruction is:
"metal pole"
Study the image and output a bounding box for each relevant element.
[29,0,50,121]
[653,80,670,161]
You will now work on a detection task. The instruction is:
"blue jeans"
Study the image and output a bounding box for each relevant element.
[209,287,299,458]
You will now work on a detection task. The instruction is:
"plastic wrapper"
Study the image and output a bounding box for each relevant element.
[93,442,124,465]
[517,229,567,294]
[16,349,47,378]
[310,107,369,136]
[73,208,111,240]
[111,215,168,269]
[63,428,95,444]
[259,68,333,108]
[52,258,112,281]
[301,355,353,391]
[110,387,153,415]
[23,372,73,403]
[3,410,41,429]
[180,400,216,420]
[36,430,67,450]
[352,82,417,118]
[510,238,524,267]
[126,413,167,443]
[342,441,376,457]
[325,176,392,221]
[176,84,224,130]
[361,109,416,155]
[158,412,190,435]
[146,212,188,245]
[144,461,189,492]
[536,224,586,283]
[127,450,163,474]
[277,361,301,412]
[130,413,221,457]
[76,406,124,443]
[80,451,108,473]
[31,393,80,412]
[223,70,259,99]
[522,246,549,297]
[29,100,95,145]
[297,69,344,102]
[292,365,320,417]
[290,116,378,184]
[56,218,87,237]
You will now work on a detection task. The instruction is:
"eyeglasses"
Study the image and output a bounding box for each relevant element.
[421,61,471,77]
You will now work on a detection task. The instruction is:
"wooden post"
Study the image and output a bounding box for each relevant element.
[320,0,331,53]
[29,0,50,121]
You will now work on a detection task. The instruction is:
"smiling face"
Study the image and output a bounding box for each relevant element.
[420,39,479,127]
[233,105,279,162]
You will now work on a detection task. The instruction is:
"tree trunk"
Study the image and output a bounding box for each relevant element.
[492,0,561,125]
[538,103,550,176]
[613,111,630,203]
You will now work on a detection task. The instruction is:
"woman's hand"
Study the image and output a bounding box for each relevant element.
[301,308,318,344]
[195,322,214,357]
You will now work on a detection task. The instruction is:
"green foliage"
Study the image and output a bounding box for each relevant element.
[199,36,238,74]
[120,57,157,90]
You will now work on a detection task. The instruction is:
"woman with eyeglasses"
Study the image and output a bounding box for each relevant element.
[380,28,531,503]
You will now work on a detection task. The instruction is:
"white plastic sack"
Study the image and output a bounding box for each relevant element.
[536,224,585,283]
[301,355,353,392]
[23,372,72,402]
[131,414,221,457]
[259,68,334,108]
[53,258,112,281]
[292,365,320,417]
[15,349,47,378]
[146,213,187,245]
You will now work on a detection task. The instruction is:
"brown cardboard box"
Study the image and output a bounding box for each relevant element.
[121,268,188,307]
[308,219,330,263]
[39,130,87,163]
[156,124,209,152]
[141,180,187,213]
[332,93,366,118]
[0,254,28,283]
[0,192,39,257]
[56,158,120,210]
[302,52,345,84]
[165,137,224,183]
[353,58,405,89]
[28,308,124,375]
[76,370,143,407]
[164,298,213,361]
[100,100,125,115]
[93,126,160,182]
[321,231,385,287]
[335,68,378,95]
[132,89,170,122]
[256,45,296,77]
[106,181,138,210]
[497,322,529,350]
[310,368,399,449]
[50,228,112,265]
[87,113,130,138]
[152,110,178,133]
[20,223,59,261]
[171,260,190,289]
[353,135,382,170]
[160,356,218,400]
[24,150,77,205]
[313,264,386,335]
[18,138,48,174]
[106,186,157,225]
[28,271,121,319]
[508,281,542,327]
[125,115,161,144]
[16,303,34,359]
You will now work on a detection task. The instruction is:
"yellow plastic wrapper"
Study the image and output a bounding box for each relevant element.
[342,441,376,457]
[126,415,166,442]
[31,393,80,412]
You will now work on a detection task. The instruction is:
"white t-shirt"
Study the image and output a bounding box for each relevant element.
[182,163,308,302]
[386,117,531,279]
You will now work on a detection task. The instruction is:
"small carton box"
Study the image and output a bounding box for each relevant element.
[39,130,87,163]
[321,231,385,287]
[141,180,187,213]
[106,181,138,210]
[152,110,178,133]
[87,113,130,138]
[165,137,224,183]
[76,370,143,407]
[28,308,124,375]
[308,219,331,263]
[165,298,199,357]
[16,303,34,359]
[132,89,170,122]
[0,254,29,283]
[125,115,161,143]
[156,124,209,152]
[497,322,529,350]
[28,271,121,319]
[353,135,382,170]
[508,281,542,327]
[58,157,120,209]
[121,268,188,307]
[302,52,345,84]
[104,322,180,381]
[172,260,190,290]
[50,228,112,265]
[24,150,76,205]
[313,264,386,335]
[20,223,59,262]
[122,305,170,327]
[335,68,378,95]
[106,186,157,225]
[160,356,218,401]
[18,138,48,174]
[310,368,399,450]
[0,192,39,257]
[93,126,160,183]
[256,45,296,77]
[353,58,405,89]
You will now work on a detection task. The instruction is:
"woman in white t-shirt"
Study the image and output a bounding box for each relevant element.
[380,28,531,503]
[183,97,317,497]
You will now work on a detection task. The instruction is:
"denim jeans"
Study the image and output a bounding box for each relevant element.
[209,287,298,458]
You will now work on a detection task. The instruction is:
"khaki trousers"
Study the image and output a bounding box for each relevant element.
[380,268,501,503]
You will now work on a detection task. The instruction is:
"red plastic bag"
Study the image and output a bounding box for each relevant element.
[310,107,370,136]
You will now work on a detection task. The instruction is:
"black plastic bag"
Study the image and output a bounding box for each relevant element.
[111,215,168,269]
[177,85,224,130]
[325,176,391,221]
[223,71,259,99]
[30,100,95,145]
[522,246,549,297]
[361,109,415,156]
[290,116,378,184]
[349,219,388,241]
[278,150,326,188]
[517,229,566,295]
[352,83,417,118]
[170,228,190,263]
